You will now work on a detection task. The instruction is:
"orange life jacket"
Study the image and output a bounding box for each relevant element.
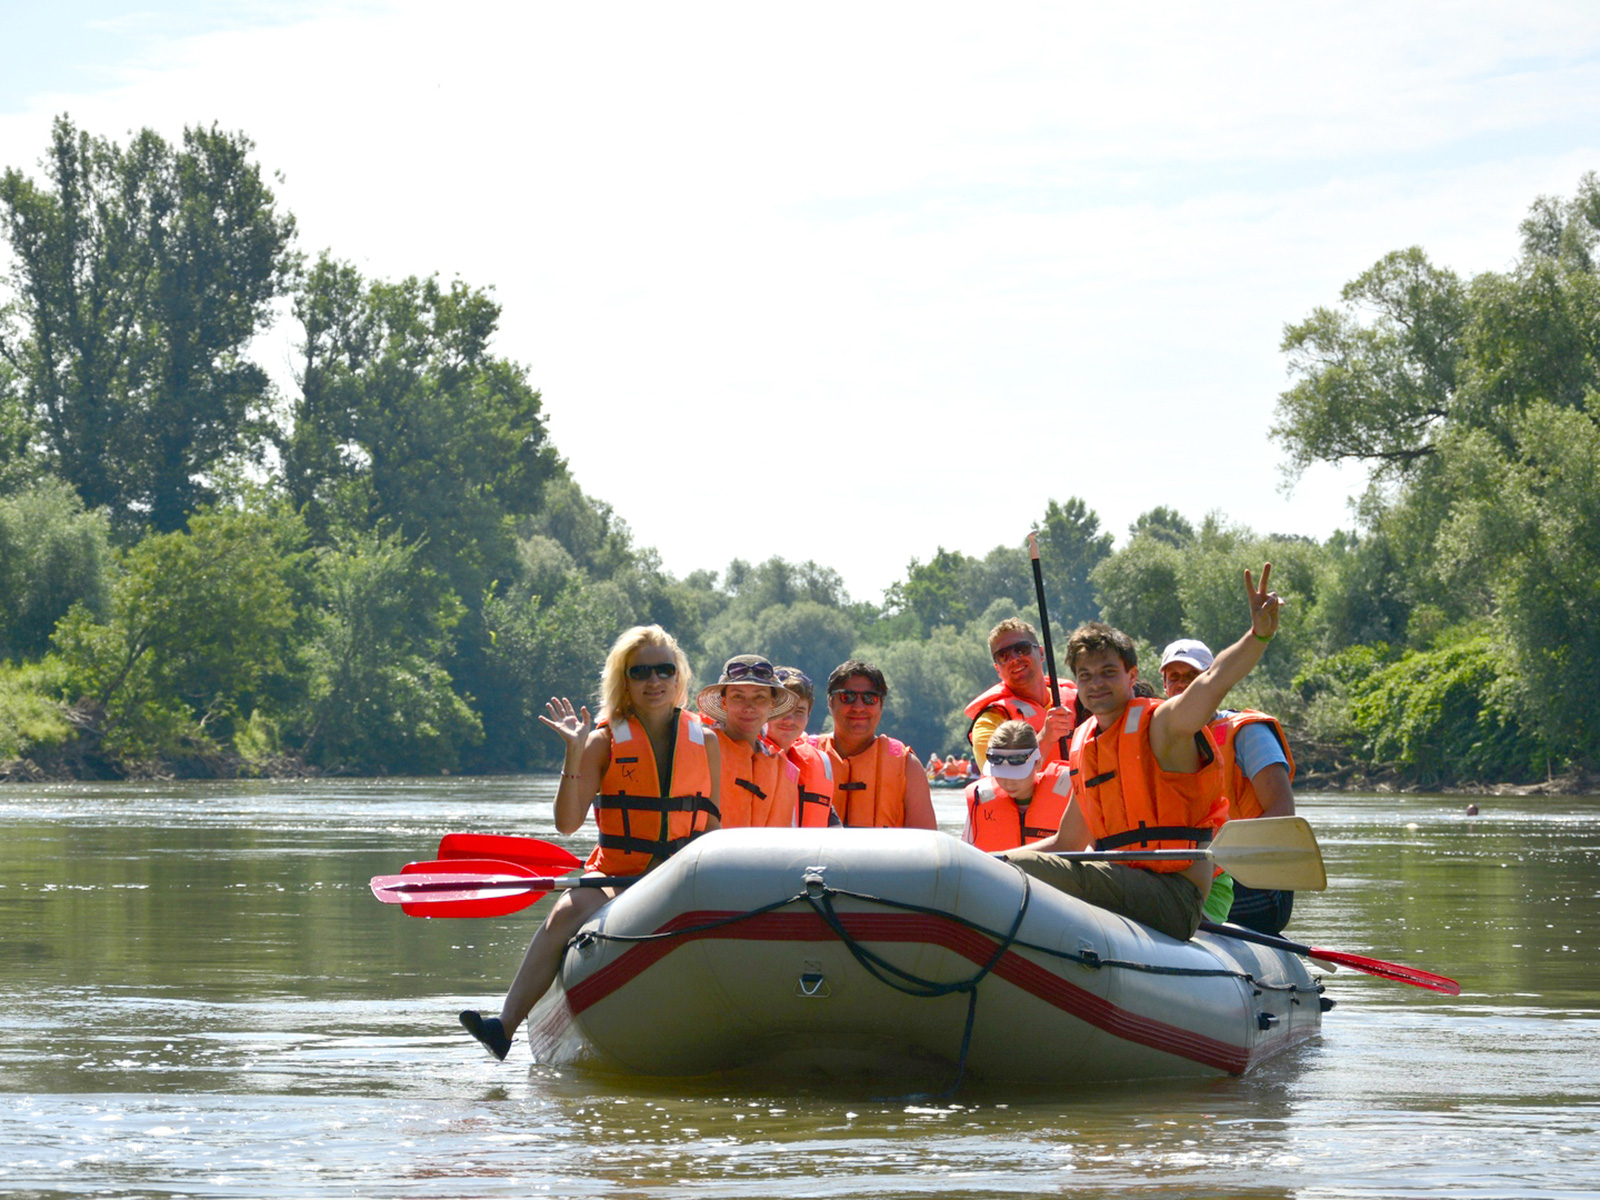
[780,738,837,827]
[1066,697,1228,873]
[942,757,968,779]
[963,761,1073,852]
[964,678,1079,766]
[927,754,945,774]
[818,733,911,827]
[1207,709,1296,821]
[713,728,800,827]
[585,710,716,876]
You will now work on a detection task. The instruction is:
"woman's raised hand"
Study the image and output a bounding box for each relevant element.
[538,696,593,749]
[1245,562,1284,641]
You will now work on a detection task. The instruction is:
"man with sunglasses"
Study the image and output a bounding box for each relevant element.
[815,659,937,829]
[963,618,1080,769]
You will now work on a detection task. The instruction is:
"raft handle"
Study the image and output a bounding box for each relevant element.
[1256,1012,1279,1031]
[797,963,831,998]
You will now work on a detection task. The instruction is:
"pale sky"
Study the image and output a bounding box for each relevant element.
[4,2,1600,604]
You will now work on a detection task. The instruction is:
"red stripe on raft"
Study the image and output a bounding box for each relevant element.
[560,908,1263,1074]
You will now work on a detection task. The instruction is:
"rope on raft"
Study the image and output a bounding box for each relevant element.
[567,868,1320,1095]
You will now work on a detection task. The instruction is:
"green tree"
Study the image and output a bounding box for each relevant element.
[297,530,481,774]
[0,477,110,661]
[1130,506,1195,548]
[1036,496,1113,628]
[283,254,559,607]
[51,505,306,759]
[0,116,297,533]
[1091,534,1187,649]
[1431,403,1600,766]
[0,358,37,493]
[1274,247,1468,479]
[894,546,975,635]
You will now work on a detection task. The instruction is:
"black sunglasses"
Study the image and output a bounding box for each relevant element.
[992,641,1039,664]
[830,689,882,707]
[627,662,679,681]
[987,749,1037,767]
[724,660,778,684]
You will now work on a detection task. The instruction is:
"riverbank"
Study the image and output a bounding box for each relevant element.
[7,750,1597,795]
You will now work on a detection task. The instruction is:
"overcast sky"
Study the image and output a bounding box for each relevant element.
[5,2,1600,604]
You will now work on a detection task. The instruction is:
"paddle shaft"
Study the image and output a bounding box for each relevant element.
[1014,814,1326,892]
[1027,530,1069,759]
[1200,920,1461,994]
[381,873,616,897]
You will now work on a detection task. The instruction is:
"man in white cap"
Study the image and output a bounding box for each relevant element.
[1160,637,1298,935]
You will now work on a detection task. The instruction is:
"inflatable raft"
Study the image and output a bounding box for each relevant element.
[523,827,1327,1085]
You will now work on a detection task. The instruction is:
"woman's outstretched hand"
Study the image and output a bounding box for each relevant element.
[538,697,593,751]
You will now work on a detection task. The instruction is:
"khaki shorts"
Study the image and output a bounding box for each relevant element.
[1001,851,1204,941]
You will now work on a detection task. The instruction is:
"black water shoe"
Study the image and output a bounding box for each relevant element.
[459,1009,511,1061]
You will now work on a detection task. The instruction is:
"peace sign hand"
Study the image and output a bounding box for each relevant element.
[1245,562,1284,642]
[538,696,594,751]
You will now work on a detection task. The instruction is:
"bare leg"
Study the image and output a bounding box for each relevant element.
[460,883,616,1061]
[499,885,613,1031]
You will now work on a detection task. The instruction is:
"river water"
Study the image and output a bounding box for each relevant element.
[1,777,1597,1199]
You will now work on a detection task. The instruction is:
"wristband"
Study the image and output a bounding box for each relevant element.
[1253,632,1273,642]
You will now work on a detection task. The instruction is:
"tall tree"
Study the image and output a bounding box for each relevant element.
[0,116,297,532]
[1036,497,1113,628]
[1273,247,1468,479]
[282,254,559,609]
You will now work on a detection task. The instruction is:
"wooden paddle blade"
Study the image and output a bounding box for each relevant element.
[1307,947,1461,995]
[437,833,583,874]
[1209,816,1327,892]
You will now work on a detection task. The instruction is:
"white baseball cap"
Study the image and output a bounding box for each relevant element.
[1160,639,1214,672]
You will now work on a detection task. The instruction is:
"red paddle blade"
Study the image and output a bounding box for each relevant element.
[437,832,583,874]
[1310,947,1461,995]
[375,857,555,918]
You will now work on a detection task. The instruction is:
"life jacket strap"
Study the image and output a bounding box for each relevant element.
[1095,824,1213,851]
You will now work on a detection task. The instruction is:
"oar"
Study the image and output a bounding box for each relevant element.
[1019,815,1327,892]
[437,832,583,874]
[371,856,629,918]
[1027,529,1070,759]
[1200,920,1461,995]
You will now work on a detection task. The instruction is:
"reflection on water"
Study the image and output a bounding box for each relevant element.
[1,780,1598,1198]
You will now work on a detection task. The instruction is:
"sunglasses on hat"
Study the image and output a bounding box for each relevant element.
[724,660,778,684]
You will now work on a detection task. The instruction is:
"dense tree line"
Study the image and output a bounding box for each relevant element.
[2,116,1595,787]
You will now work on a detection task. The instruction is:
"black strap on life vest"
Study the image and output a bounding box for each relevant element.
[594,792,717,858]
[838,781,867,791]
[735,777,767,800]
[1095,823,1214,852]
[796,789,840,826]
[1083,770,1116,789]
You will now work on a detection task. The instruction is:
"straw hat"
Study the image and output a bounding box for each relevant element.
[695,654,798,722]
